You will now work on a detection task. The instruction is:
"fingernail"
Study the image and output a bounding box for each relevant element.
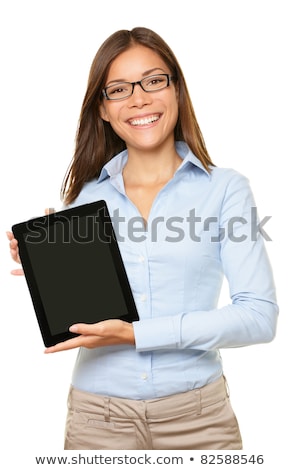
[69,325,78,333]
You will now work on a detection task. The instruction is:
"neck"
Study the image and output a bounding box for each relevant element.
[123,142,182,184]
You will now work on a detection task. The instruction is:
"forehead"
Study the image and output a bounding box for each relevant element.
[106,45,169,81]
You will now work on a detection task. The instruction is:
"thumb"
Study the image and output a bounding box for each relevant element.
[11,268,24,276]
[45,207,56,215]
[69,323,99,335]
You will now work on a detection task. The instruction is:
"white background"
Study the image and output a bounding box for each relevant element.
[0,0,299,467]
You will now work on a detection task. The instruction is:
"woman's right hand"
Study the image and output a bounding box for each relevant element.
[6,208,54,276]
[6,231,24,276]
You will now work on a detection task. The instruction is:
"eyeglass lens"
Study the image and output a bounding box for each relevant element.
[104,74,170,100]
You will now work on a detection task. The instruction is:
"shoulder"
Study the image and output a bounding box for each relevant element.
[210,166,248,182]
[66,178,108,208]
[208,166,251,193]
[209,167,256,214]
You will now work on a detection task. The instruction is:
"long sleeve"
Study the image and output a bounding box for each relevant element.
[133,172,278,351]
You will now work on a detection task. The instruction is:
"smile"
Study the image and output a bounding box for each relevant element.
[128,114,160,126]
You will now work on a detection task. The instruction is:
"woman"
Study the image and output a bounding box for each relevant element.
[8,27,278,450]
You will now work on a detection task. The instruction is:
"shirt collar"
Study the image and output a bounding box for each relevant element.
[97,141,210,183]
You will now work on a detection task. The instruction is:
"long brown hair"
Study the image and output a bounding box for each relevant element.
[61,27,214,205]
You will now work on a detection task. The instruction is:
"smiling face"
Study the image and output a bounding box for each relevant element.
[100,45,179,155]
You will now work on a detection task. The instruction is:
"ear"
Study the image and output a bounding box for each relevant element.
[99,103,110,122]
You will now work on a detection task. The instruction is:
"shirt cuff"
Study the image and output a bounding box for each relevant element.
[133,315,182,351]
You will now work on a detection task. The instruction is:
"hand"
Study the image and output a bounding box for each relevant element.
[7,208,55,276]
[44,319,135,354]
[6,231,24,276]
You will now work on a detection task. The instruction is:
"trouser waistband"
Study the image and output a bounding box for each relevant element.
[68,376,229,420]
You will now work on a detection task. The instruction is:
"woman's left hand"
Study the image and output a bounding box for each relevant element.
[44,319,135,354]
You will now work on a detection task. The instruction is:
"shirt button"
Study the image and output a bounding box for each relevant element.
[140,294,147,302]
[138,255,145,262]
[141,373,148,380]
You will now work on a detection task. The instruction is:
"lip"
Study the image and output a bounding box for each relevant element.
[127,113,162,127]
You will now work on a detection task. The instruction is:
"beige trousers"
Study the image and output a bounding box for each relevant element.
[64,376,242,450]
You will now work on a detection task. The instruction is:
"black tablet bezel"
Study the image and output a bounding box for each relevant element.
[12,200,139,347]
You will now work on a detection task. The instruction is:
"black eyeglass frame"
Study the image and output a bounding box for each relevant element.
[102,74,174,101]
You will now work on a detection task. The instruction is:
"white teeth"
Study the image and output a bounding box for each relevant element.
[130,115,160,126]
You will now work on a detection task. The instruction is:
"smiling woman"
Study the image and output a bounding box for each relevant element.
[99,45,180,166]
[60,28,212,207]
[7,26,278,451]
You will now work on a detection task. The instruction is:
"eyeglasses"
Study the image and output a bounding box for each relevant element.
[102,74,174,101]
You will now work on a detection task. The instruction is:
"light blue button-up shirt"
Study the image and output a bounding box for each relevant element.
[69,142,278,399]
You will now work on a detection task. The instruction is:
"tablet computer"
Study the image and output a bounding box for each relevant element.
[12,200,139,347]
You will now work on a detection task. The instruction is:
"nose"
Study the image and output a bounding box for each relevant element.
[128,83,151,107]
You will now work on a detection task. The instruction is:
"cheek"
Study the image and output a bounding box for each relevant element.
[99,103,109,122]
[168,90,179,120]
[100,102,123,124]
[106,115,129,141]
[167,101,179,129]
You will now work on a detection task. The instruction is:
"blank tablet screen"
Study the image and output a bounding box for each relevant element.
[12,200,139,346]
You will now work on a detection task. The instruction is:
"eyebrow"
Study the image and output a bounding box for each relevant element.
[105,67,167,86]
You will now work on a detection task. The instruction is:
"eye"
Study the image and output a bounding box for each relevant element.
[106,82,131,98]
[107,83,129,94]
[146,77,164,87]
[143,75,168,90]
[110,86,128,95]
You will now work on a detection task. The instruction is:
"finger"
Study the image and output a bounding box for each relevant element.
[69,323,104,336]
[9,246,21,264]
[7,234,19,253]
[44,335,87,353]
[9,238,18,250]
[11,268,24,276]
[6,231,14,241]
[45,207,56,215]
[8,235,17,248]
[8,236,21,264]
